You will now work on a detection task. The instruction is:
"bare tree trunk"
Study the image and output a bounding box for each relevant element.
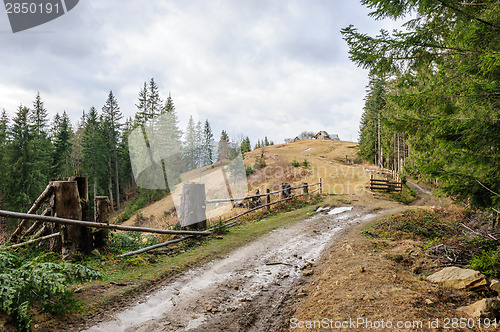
[114,150,120,210]
[108,156,114,210]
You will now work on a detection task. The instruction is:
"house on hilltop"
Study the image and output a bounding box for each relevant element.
[315,131,340,140]
[315,131,330,140]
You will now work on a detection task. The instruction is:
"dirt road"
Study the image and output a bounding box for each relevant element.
[83,206,378,332]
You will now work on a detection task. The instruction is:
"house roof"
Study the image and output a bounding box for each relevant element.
[317,131,330,136]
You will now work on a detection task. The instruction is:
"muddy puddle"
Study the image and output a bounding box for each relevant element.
[83,206,376,332]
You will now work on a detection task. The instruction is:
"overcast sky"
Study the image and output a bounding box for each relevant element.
[0,1,403,144]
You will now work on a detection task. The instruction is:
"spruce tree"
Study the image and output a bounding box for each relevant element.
[183,116,197,170]
[82,107,108,219]
[7,106,36,211]
[29,93,53,193]
[203,119,214,165]
[51,111,73,178]
[0,111,9,204]
[102,91,123,210]
[218,130,230,161]
[342,0,500,209]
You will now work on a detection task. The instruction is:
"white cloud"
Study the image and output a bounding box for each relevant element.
[0,0,407,142]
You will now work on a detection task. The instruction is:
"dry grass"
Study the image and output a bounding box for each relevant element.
[120,140,374,229]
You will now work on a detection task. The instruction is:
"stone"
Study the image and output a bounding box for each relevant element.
[303,269,314,276]
[427,267,488,291]
[490,279,500,293]
[205,305,218,313]
[457,298,500,319]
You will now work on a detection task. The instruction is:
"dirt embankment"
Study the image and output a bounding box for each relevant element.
[290,185,489,332]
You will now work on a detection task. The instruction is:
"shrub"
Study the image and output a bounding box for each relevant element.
[291,160,300,167]
[212,219,228,235]
[468,248,500,278]
[302,159,310,168]
[0,251,102,331]
[245,165,255,176]
[108,231,158,253]
[254,156,266,169]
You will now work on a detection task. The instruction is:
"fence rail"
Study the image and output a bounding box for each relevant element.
[119,180,323,257]
[3,178,324,257]
[0,210,211,236]
[205,181,321,204]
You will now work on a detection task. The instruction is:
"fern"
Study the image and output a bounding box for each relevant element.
[0,250,102,331]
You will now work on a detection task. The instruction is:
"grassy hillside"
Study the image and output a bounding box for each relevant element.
[119,139,370,229]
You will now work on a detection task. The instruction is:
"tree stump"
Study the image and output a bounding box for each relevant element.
[178,182,207,230]
[53,181,83,260]
[280,183,291,200]
[94,196,110,248]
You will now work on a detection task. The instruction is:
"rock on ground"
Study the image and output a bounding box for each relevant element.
[457,298,500,319]
[427,266,488,291]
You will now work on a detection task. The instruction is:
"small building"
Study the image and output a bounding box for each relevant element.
[315,131,340,140]
[315,131,330,140]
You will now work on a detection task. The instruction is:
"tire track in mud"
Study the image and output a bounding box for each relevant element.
[83,207,378,332]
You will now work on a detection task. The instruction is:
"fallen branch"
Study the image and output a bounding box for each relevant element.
[21,207,52,239]
[9,184,54,242]
[118,235,195,257]
[1,232,61,250]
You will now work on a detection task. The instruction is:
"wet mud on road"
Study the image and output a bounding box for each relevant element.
[84,206,378,332]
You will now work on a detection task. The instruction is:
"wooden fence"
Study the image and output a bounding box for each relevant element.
[369,174,402,192]
[1,178,323,257]
[119,179,323,257]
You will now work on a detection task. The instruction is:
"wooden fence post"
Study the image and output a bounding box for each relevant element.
[179,182,207,230]
[94,196,110,249]
[53,181,83,260]
[319,178,323,195]
[266,189,271,210]
[302,182,308,195]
